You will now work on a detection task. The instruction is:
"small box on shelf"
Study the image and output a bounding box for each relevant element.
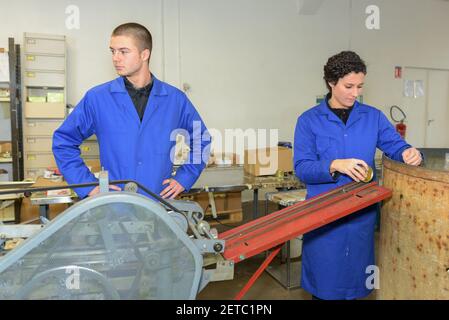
[47,92,64,103]
[28,96,47,103]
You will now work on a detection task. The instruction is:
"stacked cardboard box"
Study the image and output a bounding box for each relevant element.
[244,146,293,176]
[178,191,242,225]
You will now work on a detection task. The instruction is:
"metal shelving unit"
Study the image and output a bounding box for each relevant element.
[0,37,24,223]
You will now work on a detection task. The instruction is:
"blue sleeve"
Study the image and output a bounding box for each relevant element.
[52,92,97,198]
[294,114,337,185]
[173,94,210,191]
[376,111,411,162]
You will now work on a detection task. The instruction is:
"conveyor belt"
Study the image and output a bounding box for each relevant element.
[220,181,392,263]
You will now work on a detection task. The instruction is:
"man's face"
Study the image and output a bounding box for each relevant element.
[109,35,150,77]
[329,72,365,108]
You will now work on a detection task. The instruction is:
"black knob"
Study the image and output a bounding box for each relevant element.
[213,242,223,252]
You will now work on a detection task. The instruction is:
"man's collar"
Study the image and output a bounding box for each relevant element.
[110,74,168,96]
[123,75,153,91]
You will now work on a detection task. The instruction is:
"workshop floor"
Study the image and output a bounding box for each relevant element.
[197,201,379,300]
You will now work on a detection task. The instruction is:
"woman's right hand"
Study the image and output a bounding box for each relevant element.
[330,158,369,182]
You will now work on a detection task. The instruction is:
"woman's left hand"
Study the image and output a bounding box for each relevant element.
[402,147,422,166]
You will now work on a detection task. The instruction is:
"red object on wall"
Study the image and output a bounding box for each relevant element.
[396,121,407,139]
[395,66,402,79]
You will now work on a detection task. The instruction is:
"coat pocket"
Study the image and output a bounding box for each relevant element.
[316,136,331,154]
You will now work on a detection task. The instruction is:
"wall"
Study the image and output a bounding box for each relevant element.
[0,0,448,202]
[1,0,448,145]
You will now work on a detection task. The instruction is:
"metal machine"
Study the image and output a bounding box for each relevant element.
[0,172,392,300]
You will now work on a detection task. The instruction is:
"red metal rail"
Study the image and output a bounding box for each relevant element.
[220,181,392,300]
[220,181,392,263]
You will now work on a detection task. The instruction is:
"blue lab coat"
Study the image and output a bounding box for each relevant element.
[294,99,411,300]
[53,75,210,199]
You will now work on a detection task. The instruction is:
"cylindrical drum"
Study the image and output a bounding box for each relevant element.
[378,149,449,299]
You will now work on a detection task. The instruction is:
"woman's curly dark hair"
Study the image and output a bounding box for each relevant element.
[324,51,367,92]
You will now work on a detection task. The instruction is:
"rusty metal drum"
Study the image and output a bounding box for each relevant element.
[378,149,449,299]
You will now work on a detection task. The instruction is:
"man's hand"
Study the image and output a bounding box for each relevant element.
[330,158,369,182]
[402,147,422,166]
[160,179,185,199]
[88,185,121,196]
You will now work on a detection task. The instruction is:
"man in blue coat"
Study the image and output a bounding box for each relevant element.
[53,23,210,199]
[294,51,422,300]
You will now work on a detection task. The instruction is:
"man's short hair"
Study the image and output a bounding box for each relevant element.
[112,22,153,53]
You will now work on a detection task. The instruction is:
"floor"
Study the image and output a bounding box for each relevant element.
[197,201,378,300]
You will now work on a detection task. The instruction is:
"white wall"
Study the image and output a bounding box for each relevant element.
[0,0,164,104]
[350,0,449,148]
[0,0,448,146]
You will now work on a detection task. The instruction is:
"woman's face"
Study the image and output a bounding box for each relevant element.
[329,72,365,108]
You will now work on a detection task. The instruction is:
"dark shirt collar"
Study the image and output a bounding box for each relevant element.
[123,75,153,94]
[325,93,354,124]
[123,74,154,122]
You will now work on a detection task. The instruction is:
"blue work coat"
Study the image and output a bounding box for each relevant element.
[53,75,210,199]
[294,99,411,300]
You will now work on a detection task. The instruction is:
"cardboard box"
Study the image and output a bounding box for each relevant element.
[84,159,101,173]
[0,204,15,222]
[28,96,47,103]
[179,191,242,217]
[244,146,293,176]
[0,142,12,153]
[20,197,68,222]
[209,152,240,166]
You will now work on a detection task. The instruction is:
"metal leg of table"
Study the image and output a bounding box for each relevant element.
[265,241,301,290]
[264,197,269,259]
[253,188,259,219]
[39,204,49,220]
[264,202,301,290]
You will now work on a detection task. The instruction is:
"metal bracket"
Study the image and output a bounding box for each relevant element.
[99,171,109,194]
[198,259,234,292]
[207,192,218,218]
[193,238,225,254]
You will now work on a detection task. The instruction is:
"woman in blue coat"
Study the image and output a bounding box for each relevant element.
[294,51,422,300]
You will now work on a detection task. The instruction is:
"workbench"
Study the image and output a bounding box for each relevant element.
[188,165,303,219]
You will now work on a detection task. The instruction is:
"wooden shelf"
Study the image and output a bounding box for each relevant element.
[0,97,10,102]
